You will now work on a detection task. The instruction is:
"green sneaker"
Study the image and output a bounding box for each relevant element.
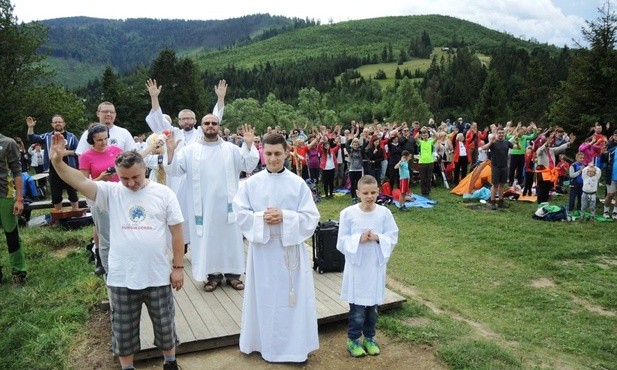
[346,338,366,357]
[363,337,381,355]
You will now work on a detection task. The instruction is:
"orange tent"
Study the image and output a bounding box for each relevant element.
[450,160,492,195]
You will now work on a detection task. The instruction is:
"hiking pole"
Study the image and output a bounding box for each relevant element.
[440,160,450,189]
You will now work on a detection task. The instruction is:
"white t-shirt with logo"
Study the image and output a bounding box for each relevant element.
[94,181,184,289]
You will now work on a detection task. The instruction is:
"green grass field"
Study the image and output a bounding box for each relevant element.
[0,183,614,369]
[351,49,489,89]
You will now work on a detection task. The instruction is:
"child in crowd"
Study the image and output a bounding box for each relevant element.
[394,150,411,212]
[581,163,601,221]
[555,154,571,194]
[476,139,488,166]
[337,175,399,357]
[522,145,536,196]
[568,152,585,212]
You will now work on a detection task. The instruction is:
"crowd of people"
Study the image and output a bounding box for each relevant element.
[3,78,617,368]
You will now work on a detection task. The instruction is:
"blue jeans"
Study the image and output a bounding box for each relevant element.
[348,303,378,340]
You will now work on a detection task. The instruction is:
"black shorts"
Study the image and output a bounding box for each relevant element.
[492,166,508,185]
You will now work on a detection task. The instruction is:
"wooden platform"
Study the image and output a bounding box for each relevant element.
[135,242,406,360]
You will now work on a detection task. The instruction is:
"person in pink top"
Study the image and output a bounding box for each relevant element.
[79,123,123,277]
[578,136,603,166]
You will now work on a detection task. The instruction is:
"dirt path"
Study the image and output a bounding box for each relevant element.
[73,303,445,369]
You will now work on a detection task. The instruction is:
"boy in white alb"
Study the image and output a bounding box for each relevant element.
[337,175,399,357]
[581,163,601,220]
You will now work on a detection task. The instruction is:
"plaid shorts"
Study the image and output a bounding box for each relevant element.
[109,285,177,357]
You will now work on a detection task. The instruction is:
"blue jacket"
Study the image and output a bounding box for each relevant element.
[28,131,79,171]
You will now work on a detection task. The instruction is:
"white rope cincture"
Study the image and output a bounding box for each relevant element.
[284,244,300,307]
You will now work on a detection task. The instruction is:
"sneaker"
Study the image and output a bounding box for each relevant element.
[612,213,617,220]
[363,337,381,356]
[346,338,367,357]
[490,201,497,210]
[603,212,610,218]
[498,200,509,209]
[11,271,26,286]
[163,360,180,370]
[399,206,409,212]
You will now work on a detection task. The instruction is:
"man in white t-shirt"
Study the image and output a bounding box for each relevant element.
[49,134,184,370]
[76,101,137,155]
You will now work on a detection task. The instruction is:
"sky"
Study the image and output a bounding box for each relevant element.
[10,0,612,47]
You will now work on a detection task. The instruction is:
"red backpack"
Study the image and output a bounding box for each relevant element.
[381,181,392,196]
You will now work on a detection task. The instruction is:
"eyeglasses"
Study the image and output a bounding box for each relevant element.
[179,117,195,121]
[202,121,219,126]
[99,110,116,114]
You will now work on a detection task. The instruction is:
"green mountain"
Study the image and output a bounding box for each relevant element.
[39,14,556,88]
[193,14,545,71]
[39,14,299,87]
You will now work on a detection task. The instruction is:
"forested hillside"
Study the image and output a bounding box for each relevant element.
[192,15,542,71]
[39,14,312,87]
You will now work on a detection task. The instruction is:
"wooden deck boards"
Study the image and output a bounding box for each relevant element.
[135,242,406,360]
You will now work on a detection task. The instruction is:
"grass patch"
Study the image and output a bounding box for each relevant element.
[0,225,103,369]
[439,340,523,369]
[319,187,617,369]
[1,184,615,369]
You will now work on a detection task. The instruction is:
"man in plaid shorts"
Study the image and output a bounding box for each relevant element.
[49,133,184,370]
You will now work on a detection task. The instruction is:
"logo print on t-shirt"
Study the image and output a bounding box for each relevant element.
[110,138,118,146]
[129,205,146,223]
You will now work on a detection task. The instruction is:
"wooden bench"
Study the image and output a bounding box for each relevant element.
[24,198,88,211]
[22,198,89,223]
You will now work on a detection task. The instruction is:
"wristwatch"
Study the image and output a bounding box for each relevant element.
[16,197,24,203]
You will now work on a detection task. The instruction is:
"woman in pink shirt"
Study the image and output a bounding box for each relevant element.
[78,123,123,277]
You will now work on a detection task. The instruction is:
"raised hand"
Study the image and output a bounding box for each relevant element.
[26,116,36,128]
[166,131,181,151]
[214,79,228,100]
[145,78,162,98]
[241,123,255,145]
[49,132,67,164]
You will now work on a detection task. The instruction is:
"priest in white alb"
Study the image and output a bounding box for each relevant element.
[233,133,320,363]
[145,78,226,251]
[168,115,258,292]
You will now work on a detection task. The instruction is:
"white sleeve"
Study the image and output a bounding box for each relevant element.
[232,181,268,244]
[75,130,89,156]
[374,208,399,265]
[280,182,320,247]
[146,107,173,134]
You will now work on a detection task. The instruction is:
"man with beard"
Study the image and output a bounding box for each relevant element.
[26,114,80,210]
[168,114,259,293]
[145,78,226,253]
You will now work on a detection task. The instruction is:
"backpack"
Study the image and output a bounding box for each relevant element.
[381,181,392,196]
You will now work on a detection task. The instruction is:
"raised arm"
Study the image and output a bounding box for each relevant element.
[145,79,172,133]
[49,132,98,200]
[213,79,227,121]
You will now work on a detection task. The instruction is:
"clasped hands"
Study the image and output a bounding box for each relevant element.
[264,207,283,225]
[360,230,379,243]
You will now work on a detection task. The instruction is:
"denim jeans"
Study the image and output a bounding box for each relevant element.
[348,303,378,340]
[208,273,241,283]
